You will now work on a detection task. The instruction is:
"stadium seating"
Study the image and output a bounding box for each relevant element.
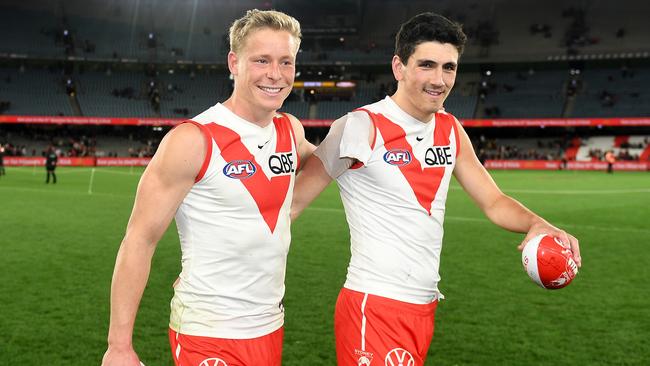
[3,0,650,64]
[1,0,648,162]
[157,71,231,118]
[572,67,650,117]
[574,135,649,161]
[481,69,567,118]
[0,67,74,116]
[75,70,153,117]
[0,8,59,58]
[477,137,566,161]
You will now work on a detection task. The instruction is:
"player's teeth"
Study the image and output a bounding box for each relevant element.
[261,87,281,93]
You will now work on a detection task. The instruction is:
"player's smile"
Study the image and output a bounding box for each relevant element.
[257,85,285,96]
[423,87,445,99]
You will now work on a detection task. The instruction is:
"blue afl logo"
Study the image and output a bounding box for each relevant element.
[383,149,412,166]
[223,160,256,179]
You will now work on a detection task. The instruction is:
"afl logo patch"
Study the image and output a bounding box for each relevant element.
[223,160,256,179]
[383,149,411,166]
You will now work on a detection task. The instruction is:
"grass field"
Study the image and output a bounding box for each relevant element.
[1,167,649,365]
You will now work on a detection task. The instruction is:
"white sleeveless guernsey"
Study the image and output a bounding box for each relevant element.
[335,97,460,304]
[169,103,299,338]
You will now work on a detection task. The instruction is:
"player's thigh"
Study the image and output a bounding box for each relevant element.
[334,288,436,366]
[334,288,369,365]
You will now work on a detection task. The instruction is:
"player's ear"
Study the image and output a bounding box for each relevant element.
[392,55,405,81]
[228,51,239,76]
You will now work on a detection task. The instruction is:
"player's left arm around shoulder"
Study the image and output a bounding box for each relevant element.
[284,113,331,222]
[451,118,581,267]
[285,113,316,168]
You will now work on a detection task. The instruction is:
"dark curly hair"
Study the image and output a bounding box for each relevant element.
[395,12,467,64]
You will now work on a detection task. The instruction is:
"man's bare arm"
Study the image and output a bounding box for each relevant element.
[291,156,333,221]
[102,123,206,366]
[452,120,581,267]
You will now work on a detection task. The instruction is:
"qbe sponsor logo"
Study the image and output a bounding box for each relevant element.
[268,152,295,175]
[424,146,453,166]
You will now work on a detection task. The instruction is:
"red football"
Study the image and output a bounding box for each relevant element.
[521,234,578,289]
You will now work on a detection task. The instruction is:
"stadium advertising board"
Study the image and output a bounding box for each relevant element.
[2,115,650,127]
[5,157,151,167]
[96,158,152,166]
[485,160,649,171]
[4,157,95,166]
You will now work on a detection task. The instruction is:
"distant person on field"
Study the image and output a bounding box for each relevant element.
[101,9,314,366]
[0,144,5,176]
[560,153,568,170]
[45,147,57,184]
[291,12,582,366]
[605,149,616,173]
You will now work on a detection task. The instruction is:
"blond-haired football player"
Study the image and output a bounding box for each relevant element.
[102,9,313,366]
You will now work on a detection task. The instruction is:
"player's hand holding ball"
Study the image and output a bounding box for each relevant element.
[521,234,579,289]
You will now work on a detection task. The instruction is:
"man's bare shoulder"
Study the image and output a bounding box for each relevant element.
[149,122,206,178]
[162,122,205,154]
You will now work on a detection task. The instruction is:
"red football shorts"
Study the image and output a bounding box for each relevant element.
[335,288,438,366]
[168,327,283,366]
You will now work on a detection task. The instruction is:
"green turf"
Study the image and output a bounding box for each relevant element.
[0,167,648,365]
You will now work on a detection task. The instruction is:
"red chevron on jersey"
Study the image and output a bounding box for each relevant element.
[207,116,292,233]
[365,110,454,215]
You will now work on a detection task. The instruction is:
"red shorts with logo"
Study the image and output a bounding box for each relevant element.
[334,288,438,366]
[168,327,283,366]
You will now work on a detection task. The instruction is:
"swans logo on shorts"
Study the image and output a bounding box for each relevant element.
[358,356,371,366]
[355,349,374,366]
[223,160,256,179]
[199,358,227,366]
[383,149,411,166]
[385,348,414,366]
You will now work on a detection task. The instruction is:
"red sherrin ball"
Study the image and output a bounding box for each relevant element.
[521,234,578,289]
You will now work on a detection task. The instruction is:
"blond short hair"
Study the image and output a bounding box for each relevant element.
[229,9,301,54]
